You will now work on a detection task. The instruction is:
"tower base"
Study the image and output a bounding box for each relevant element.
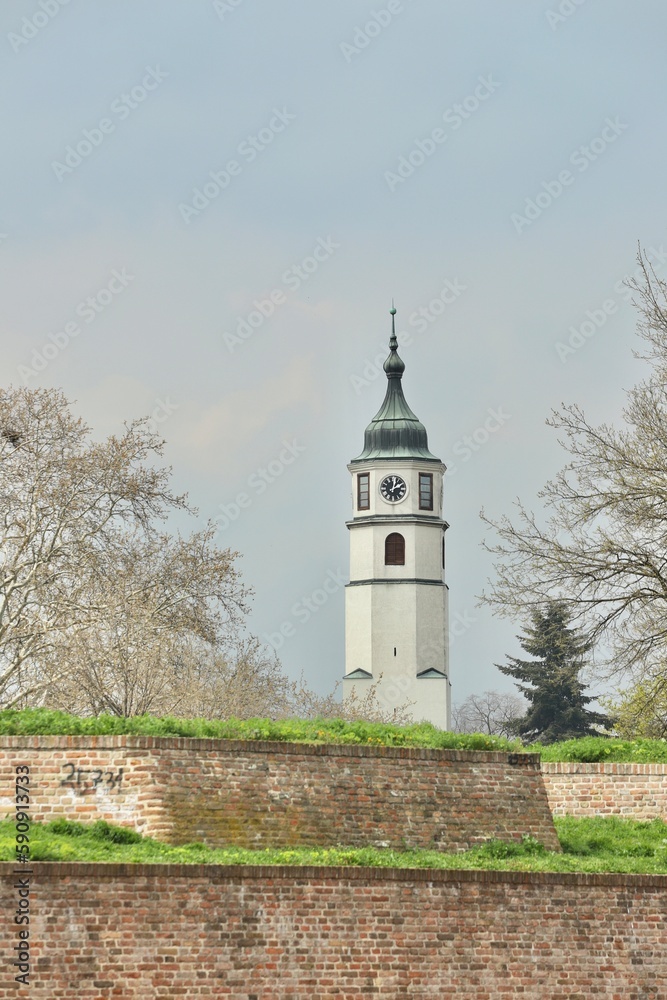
[343,672,450,729]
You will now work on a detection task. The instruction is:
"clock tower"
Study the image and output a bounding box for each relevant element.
[343,307,450,728]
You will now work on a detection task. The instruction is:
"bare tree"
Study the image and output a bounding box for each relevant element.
[0,386,250,709]
[310,675,417,726]
[480,250,667,682]
[169,645,418,725]
[42,528,250,716]
[141,637,309,720]
[452,689,525,737]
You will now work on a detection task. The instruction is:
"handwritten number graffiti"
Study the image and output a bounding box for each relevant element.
[60,763,124,794]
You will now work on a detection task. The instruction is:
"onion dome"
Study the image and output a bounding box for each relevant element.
[351,306,440,463]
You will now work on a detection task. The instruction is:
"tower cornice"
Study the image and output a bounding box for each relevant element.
[348,458,446,472]
[346,515,449,529]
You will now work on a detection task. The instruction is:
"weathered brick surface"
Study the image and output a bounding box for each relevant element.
[2,863,666,999]
[542,762,667,819]
[0,737,559,851]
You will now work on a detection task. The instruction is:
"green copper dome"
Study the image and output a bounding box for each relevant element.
[351,308,441,464]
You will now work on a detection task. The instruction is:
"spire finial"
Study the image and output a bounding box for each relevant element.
[384,301,404,377]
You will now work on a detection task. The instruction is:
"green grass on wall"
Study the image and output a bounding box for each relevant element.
[2,709,667,761]
[0,709,521,751]
[2,816,667,874]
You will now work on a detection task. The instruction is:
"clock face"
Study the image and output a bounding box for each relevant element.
[380,475,407,503]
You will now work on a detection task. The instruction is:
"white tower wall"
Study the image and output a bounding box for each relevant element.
[344,460,451,727]
[343,313,451,729]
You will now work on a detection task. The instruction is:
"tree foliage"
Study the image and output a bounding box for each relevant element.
[497,601,611,744]
[480,251,667,682]
[602,675,667,739]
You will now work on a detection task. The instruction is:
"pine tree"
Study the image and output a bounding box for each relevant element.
[497,601,611,744]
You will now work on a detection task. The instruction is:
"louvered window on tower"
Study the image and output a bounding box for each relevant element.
[357,473,370,510]
[419,472,433,510]
[385,532,405,565]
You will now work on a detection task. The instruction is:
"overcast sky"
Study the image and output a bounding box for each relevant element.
[2,0,665,710]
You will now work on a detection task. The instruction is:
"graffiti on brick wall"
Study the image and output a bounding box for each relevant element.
[60,763,124,795]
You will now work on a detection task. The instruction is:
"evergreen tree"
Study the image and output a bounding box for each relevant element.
[497,601,611,744]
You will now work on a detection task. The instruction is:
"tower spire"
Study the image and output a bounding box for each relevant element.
[384,303,405,378]
[351,305,439,462]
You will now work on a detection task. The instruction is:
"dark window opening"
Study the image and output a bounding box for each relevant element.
[357,473,370,510]
[385,532,405,565]
[419,473,433,510]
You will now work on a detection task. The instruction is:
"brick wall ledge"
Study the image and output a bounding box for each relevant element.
[541,761,667,774]
[3,862,666,887]
[0,734,540,764]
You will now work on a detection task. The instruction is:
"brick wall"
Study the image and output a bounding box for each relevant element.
[2,863,666,998]
[0,736,560,851]
[542,762,667,819]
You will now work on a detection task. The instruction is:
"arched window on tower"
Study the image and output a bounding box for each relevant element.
[385,532,405,566]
